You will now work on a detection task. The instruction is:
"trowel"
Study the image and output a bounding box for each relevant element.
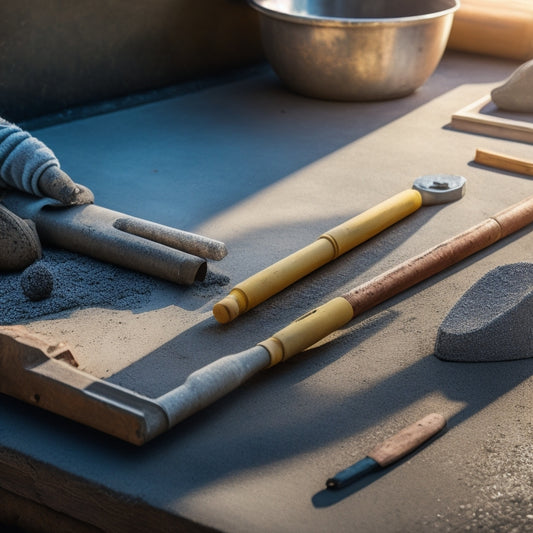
[1,194,531,445]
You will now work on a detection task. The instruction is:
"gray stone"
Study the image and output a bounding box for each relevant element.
[435,263,533,362]
[20,261,54,301]
[0,204,41,271]
[491,59,533,112]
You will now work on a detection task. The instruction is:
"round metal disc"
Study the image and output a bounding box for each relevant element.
[412,174,466,205]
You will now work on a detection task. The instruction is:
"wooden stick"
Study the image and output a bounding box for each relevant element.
[475,148,533,177]
[260,194,533,365]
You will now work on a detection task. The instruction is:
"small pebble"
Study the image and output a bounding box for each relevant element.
[20,262,54,301]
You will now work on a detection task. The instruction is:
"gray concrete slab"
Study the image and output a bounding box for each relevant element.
[0,0,262,122]
[1,51,532,532]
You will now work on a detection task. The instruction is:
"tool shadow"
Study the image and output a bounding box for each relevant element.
[101,202,449,395]
[1,227,530,512]
[131,302,531,508]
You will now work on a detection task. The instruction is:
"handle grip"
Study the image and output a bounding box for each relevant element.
[157,346,271,426]
[345,195,533,316]
[368,413,447,467]
[258,297,354,366]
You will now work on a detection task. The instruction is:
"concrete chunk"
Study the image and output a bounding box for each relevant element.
[435,263,533,362]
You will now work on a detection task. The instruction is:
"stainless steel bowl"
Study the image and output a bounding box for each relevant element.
[248,0,459,101]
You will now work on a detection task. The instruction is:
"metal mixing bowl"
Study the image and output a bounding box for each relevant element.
[248,0,459,101]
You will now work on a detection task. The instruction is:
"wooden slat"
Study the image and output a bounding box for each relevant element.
[451,95,533,144]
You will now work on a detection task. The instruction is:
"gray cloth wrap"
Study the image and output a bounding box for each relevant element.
[0,118,59,196]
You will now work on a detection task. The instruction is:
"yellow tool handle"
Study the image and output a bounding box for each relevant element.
[475,148,533,177]
[257,297,354,366]
[322,189,422,257]
[213,189,422,323]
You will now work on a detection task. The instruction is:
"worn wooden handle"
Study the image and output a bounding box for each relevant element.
[368,413,447,467]
[475,148,533,177]
[344,195,533,316]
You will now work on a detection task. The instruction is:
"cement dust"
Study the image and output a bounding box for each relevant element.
[0,247,230,325]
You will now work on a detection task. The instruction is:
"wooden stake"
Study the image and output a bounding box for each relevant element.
[475,148,533,177]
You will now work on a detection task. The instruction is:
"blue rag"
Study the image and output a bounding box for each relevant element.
[0,118,60,196]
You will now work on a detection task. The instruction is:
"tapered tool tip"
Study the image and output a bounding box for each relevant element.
[213,294,241,324]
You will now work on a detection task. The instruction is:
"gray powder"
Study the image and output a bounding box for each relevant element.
[422,423,533,531]
[0,248,154,324]
[0,248,230,325]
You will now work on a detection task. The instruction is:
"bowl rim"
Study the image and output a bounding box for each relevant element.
[248,0,460,26]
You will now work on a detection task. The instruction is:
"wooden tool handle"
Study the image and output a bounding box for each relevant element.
[475,148,533,177]
[447,0,533,60]
[344,195,533,316]
[368,413,446,467]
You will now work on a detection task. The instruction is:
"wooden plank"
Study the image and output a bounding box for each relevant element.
[474,148,533,177]
[0,486,100,533]
[451,95,533,144]
[447,0,533,61]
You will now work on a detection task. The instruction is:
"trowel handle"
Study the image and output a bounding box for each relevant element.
[367,413,447,467]
[213,189,422,323]
[258,297,354,366]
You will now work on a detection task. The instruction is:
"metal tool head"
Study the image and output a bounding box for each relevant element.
[413,174,466,205]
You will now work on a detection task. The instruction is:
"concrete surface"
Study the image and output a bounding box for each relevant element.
[0,0,262,122]
[0,51,532,532]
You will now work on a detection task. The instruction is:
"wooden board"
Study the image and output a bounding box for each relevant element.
[451,95,533,144]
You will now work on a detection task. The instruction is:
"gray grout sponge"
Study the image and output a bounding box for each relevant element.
[435,263,533,362]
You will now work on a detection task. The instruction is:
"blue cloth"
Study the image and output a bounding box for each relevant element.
[0,118,59,196]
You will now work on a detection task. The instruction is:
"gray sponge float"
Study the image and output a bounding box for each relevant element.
[435,263,533,362]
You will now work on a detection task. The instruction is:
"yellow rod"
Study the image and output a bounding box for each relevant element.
[213,189,423,323]
[258,297,354,367]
